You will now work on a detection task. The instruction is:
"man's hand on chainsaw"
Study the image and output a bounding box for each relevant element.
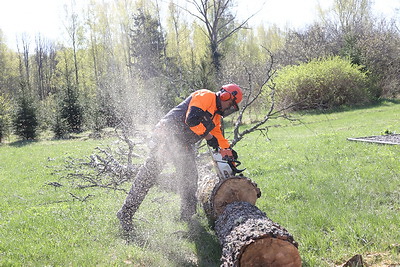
[220,148,238,161]
[214,147,245,175]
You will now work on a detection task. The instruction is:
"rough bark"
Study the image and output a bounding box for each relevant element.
[215,201,301,267]
[197,174,261,223]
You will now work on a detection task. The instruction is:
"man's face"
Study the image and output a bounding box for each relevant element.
[220,98,239,116]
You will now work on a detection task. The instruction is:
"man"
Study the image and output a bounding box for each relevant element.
[117,84,243,232]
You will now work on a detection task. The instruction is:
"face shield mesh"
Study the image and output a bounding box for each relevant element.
[222,101,239,117]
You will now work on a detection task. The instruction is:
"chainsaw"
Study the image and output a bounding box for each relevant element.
[208,147,246,179]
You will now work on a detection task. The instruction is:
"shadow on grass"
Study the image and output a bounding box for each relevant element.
[188,217,221,267]
[8,139,38,147]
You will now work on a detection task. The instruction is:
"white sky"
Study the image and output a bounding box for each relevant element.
[0,0,399,50]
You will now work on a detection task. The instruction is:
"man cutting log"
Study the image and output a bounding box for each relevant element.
[117,84,243,232]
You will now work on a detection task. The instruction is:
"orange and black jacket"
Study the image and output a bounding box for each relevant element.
[161,89,230,149]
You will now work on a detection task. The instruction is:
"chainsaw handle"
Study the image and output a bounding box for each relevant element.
[227,159,246,174]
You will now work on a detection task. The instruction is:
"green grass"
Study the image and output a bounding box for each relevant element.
[1,100,399,266]
[0,138,219,266]
[232,100,400,266]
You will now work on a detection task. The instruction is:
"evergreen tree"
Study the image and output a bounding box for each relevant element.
[52,111,69,139]
[60,84,83,134]
[129,7,166,80]
[13,90,39,140]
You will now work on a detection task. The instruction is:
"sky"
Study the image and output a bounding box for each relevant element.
[0,0,399,50]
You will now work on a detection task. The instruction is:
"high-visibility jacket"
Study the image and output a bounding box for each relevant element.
[161,89,230,149]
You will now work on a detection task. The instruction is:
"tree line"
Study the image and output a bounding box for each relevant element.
[0,0,399,142]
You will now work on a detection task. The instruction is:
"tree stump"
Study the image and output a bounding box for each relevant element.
[215,201,301,267]
[197,174,261,222]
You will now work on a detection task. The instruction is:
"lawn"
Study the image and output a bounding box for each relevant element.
[0,100,399,266]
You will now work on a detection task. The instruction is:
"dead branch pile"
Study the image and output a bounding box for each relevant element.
[54,127,144,193]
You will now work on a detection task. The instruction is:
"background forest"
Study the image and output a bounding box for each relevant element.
[0,0,399,141]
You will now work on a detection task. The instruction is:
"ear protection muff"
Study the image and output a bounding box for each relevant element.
[219,89,232,101]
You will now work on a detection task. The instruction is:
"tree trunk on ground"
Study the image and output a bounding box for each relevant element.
[197,174,261,223]
[196,159,301,266]
[215,201,301,267]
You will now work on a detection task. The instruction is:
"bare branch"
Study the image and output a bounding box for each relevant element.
[54,127,143,193]
[217,11,259,45]
[179,0,262,75]
[68,192,94,202]
[231,48,298,147]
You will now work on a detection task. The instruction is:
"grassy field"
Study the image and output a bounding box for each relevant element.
[0,100,399,266]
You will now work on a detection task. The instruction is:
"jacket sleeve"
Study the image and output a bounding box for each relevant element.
[185,92,215,137]
[210,115,230,149]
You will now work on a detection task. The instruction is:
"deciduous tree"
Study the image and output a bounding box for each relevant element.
[0,30,19,97]
[0,93,11,142]
[183,0,256,84]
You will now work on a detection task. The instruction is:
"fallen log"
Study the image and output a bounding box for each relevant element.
[215,201,301,267]
[197,174,261,222]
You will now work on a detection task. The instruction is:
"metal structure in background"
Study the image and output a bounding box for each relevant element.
[347,134,400,145]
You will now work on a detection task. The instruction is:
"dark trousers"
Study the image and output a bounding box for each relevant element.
[118,129,199,224]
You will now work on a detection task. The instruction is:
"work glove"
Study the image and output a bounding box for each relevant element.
[220,148,235,161]
[206,136,219,150]
[220,148,238,160]
[221,148,245,174]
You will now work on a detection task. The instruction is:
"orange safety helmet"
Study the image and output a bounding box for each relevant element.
[220,84,243,104]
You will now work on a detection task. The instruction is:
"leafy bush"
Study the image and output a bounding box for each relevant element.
[274,56,373,110]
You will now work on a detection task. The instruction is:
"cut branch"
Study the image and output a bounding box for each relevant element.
[56,128,142,193]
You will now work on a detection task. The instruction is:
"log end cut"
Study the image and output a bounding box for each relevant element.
[213,176,260,217]
[240,237,301,267]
